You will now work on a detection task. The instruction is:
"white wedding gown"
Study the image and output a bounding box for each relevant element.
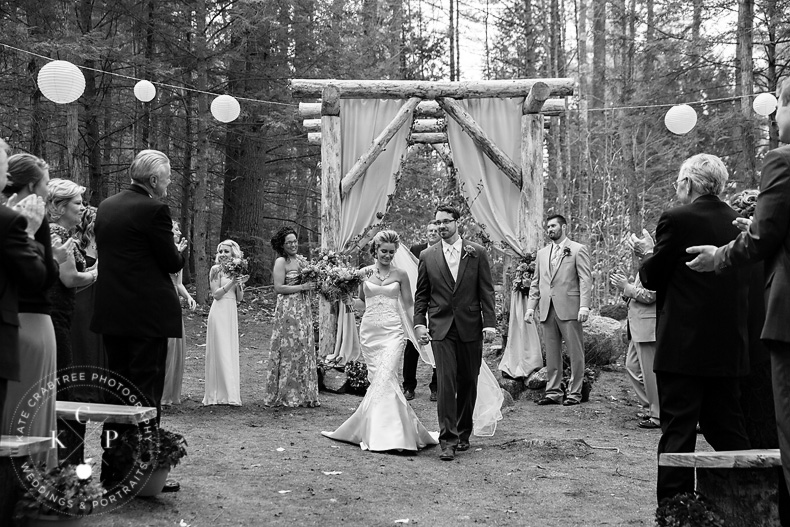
[322,281,439,451]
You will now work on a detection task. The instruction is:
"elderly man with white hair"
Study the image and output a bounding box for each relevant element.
[92,150,187,493]
[634,153,752,505]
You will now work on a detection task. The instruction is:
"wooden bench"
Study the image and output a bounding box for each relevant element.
[0,436,52,458]
[0,435,54,523]
[659,449,782,527]
[55,401,157,425]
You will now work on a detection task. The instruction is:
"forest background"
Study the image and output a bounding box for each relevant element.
[0,0,787,307]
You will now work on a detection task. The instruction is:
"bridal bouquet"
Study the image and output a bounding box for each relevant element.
[219,253,249,279]
[511,252,536,295]
[307,249,370,312]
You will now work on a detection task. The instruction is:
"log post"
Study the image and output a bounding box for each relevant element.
[409,133,448,144]
[320,85,342,358]
[437,97,522,188]
[340,97,421,198]
[520,84,547,256]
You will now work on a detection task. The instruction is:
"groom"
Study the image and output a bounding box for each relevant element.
[414,205,496,461]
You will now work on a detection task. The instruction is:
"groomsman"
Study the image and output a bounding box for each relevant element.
[686,78,790,508]
[526,214,592,406]
[403,221,440,401]
[638,153,750,503]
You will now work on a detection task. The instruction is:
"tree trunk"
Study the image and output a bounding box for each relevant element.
[737,0,757,186]
[192,0,211,304]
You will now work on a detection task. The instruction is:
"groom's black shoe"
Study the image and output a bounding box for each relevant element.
[439,447,455,461]
[536,397,561,405]
[404,390,415,401]
[457,440,470,452]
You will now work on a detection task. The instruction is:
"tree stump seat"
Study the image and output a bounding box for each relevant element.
[659,449,781,527]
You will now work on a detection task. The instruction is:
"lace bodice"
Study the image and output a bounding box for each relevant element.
[363,281,400,325]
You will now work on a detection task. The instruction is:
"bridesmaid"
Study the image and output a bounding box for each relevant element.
[163,221,196,406]
[262,226,319,408]
[203,239,246,406]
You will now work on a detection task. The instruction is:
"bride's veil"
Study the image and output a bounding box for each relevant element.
[392,242,503,436]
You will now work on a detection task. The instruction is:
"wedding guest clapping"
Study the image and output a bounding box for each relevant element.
[0,145,57,467]
[70,205,106,403]
[203,239,246,406]
[639,153,751,504]
[263,227,320,408]
[163,221,196,407]
[610,256,659,430]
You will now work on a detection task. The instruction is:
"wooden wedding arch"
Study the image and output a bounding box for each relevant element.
[290,78,574,356]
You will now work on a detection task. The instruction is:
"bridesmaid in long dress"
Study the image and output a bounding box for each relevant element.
[163,221,196,406]
[1,153,61,469]
[322,230,438,451]
[263,226,319,407]
[203,239,246,406]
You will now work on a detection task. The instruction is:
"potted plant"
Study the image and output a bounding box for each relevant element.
[14,462,104,527]
[103,428,187,497]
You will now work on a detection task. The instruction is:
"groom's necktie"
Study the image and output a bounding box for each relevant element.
[550,244,562,274]
[445,246,459,281]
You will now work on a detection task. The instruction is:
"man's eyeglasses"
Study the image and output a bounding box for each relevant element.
[435,219,456,226]
[672,177,687,190]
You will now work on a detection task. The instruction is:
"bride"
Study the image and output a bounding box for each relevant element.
[322,230,439,452]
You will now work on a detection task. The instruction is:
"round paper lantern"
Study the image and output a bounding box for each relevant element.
[134,80,157,102]
[210,95,241,123]
[753,92,778,116]
[37,60,85,104]
[664,104,698,135]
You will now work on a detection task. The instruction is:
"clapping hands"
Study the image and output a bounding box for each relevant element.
[627,229,654,258]
[8,194,46,238]
[609,271,629,292]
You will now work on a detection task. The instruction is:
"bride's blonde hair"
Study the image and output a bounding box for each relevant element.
[370,229,400,257]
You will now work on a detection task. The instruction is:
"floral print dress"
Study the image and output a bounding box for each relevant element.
[263,270,319,407]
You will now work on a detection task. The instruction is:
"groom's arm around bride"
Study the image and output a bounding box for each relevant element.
[413,204,496,460]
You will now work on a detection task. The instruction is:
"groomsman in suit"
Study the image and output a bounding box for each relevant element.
[93,150,187,491]
[686,78,790,507]
[638,153,751,503]
[0,140,49,426]
[403,221,440,401]
[414,205,496,461]
[611,259,660,429]
[526,214,592,406]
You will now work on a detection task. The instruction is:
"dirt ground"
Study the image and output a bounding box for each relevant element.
[78,298,672,527]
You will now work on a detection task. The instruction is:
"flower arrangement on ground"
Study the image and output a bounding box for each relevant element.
[655,492,725,527]
[344,360,370,394]
[104,427,188,473]
[14,461,105,519]
[511,252,537,295]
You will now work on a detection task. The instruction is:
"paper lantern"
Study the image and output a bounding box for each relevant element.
[753,93,778,116]
[664,104,697,135]
[134,80,157,102]
[210,95,241,123]
[37,60,85,104]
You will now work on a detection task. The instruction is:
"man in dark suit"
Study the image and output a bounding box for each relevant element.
[402,221,440,400]
[92,150,186,490]
[0,140,50,427]
[638,153,751,503]
[414,205,496,461]
[687,78,790,509]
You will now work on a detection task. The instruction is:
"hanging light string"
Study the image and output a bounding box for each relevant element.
[0,42,777,114]
[0,42,297,108]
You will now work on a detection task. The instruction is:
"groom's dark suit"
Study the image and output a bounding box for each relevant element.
[414,239,495,449]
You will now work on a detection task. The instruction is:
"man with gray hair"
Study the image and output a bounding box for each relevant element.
[635,153,751,504]
[92,150,187,492]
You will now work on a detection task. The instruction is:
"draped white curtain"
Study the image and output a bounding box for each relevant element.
[446,98,543,378]
[331,99,411,365]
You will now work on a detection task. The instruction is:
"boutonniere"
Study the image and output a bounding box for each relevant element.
[562,246,571,258]
[462,245,477,259]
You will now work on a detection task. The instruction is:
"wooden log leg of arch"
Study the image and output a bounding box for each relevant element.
[319,86,342,359]
[519,112,544,254]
